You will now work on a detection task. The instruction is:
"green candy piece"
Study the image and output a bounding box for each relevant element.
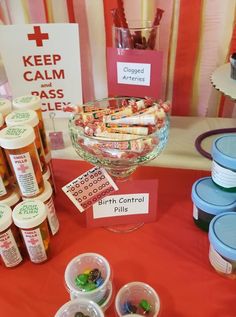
[75,274,88,287]
[139,299,151,312]
[83,282,97,292]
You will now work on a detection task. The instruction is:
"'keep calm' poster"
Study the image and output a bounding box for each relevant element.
[0,23,82,117]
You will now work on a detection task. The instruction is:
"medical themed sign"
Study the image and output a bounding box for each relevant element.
[107,47,163,99]
[0,24,82,117]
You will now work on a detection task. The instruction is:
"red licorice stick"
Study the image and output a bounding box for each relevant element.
[147,8,164,49]
[115,0,134,48]
[117,0,128,28]
[152,8,164,27]
[111,8,122,27]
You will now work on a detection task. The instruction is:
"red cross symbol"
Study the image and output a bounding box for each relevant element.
[27,26,49,47]
[0,240,11,249]
[28,238,38,245]
[17,164,29,173]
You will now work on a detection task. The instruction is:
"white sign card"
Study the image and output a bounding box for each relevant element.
[0,24,82,117]
[93,193,149,218]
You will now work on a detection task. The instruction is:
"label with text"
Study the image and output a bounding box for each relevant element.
[93,193,149,218]
[117,62,151,86]
[0,24,82,117]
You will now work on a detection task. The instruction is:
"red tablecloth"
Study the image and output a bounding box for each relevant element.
[1,159,236,317]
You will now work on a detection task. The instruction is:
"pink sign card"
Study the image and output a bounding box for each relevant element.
[107,47,163,99]
[86,179,158,228]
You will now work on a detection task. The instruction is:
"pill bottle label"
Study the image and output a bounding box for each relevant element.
[0,176,7,196]
[9,152,40,197]
[0,229,23,267]
[212,161,236,188]
[209,245,232,274]
[21,227,47,263]
[46,197,59,235]
[193,204,198,220]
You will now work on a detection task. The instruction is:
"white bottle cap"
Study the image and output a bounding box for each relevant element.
[0,190,21,207]
[6,109,39,128]
[0,112,4,127]
[23,181,52,203]
[12,95,41,111]
[0,98,12,116]
[43,168,51,181]
[0,203,13,232]
[12,200,47,229]
[0,124,35,149]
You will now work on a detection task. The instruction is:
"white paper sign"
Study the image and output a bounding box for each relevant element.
[93,193,149,219]
[117,62,151,86]
[0,24,82,117]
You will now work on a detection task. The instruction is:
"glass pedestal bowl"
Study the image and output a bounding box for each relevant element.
[68,97,170,232]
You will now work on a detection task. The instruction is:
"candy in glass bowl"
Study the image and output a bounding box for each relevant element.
[68,97,170,181]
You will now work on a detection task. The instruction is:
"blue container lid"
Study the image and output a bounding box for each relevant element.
[191,177,236,215]
[212,134,236,170]
[209,212,236,261]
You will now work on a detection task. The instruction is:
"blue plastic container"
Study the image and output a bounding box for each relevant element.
[211,134,236,192]
[191,177,236,231]
[208,212,236,278]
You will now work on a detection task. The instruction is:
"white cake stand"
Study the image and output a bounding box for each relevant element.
[210,63,236,100]
[195,63,236,159]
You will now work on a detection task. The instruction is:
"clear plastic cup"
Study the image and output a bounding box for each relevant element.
[64,253,112,311]
[54,298,104,317]
[115,282,160,317]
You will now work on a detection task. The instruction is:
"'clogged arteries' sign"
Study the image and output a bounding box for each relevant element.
[0,24,82,117]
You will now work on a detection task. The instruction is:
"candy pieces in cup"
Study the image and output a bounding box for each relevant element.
[64,253,112,311]
[115,282,160,317]
[54,298,104,317]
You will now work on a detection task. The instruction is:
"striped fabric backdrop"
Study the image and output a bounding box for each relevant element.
[0,0,235,117]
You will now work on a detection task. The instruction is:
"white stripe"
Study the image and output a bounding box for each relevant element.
[51,0,69,23]
[6,0,25,24]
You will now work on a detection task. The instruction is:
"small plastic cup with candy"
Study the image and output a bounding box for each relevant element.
[54,298,104,317]
[115,281,160,317]
[64,253,113,311]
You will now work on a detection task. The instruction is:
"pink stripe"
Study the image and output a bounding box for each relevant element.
[4,1,12,24]
[28,0,47,23]
[73,0,95,102]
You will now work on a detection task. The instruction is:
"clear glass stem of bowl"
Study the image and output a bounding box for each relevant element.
[105,166,137,182]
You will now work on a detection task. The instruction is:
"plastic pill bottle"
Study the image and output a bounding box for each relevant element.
[6,109,47,175]
[0,125,44,198]
[12,200,50,264]
[1,190,21,209]
[43,159,56,196]
[0,147,14,200]
[191,177,236,232]
[55,298,105,317]
[64,253,113,311]
[211,134,236,192]
[12,95,50,156]
[0,203,23,268]
[208,212,236,279]
[0,98,12,118]
[0,113,4,129]
[23,181,59,235]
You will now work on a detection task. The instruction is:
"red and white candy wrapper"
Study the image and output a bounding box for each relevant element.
[62,166,118,212]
